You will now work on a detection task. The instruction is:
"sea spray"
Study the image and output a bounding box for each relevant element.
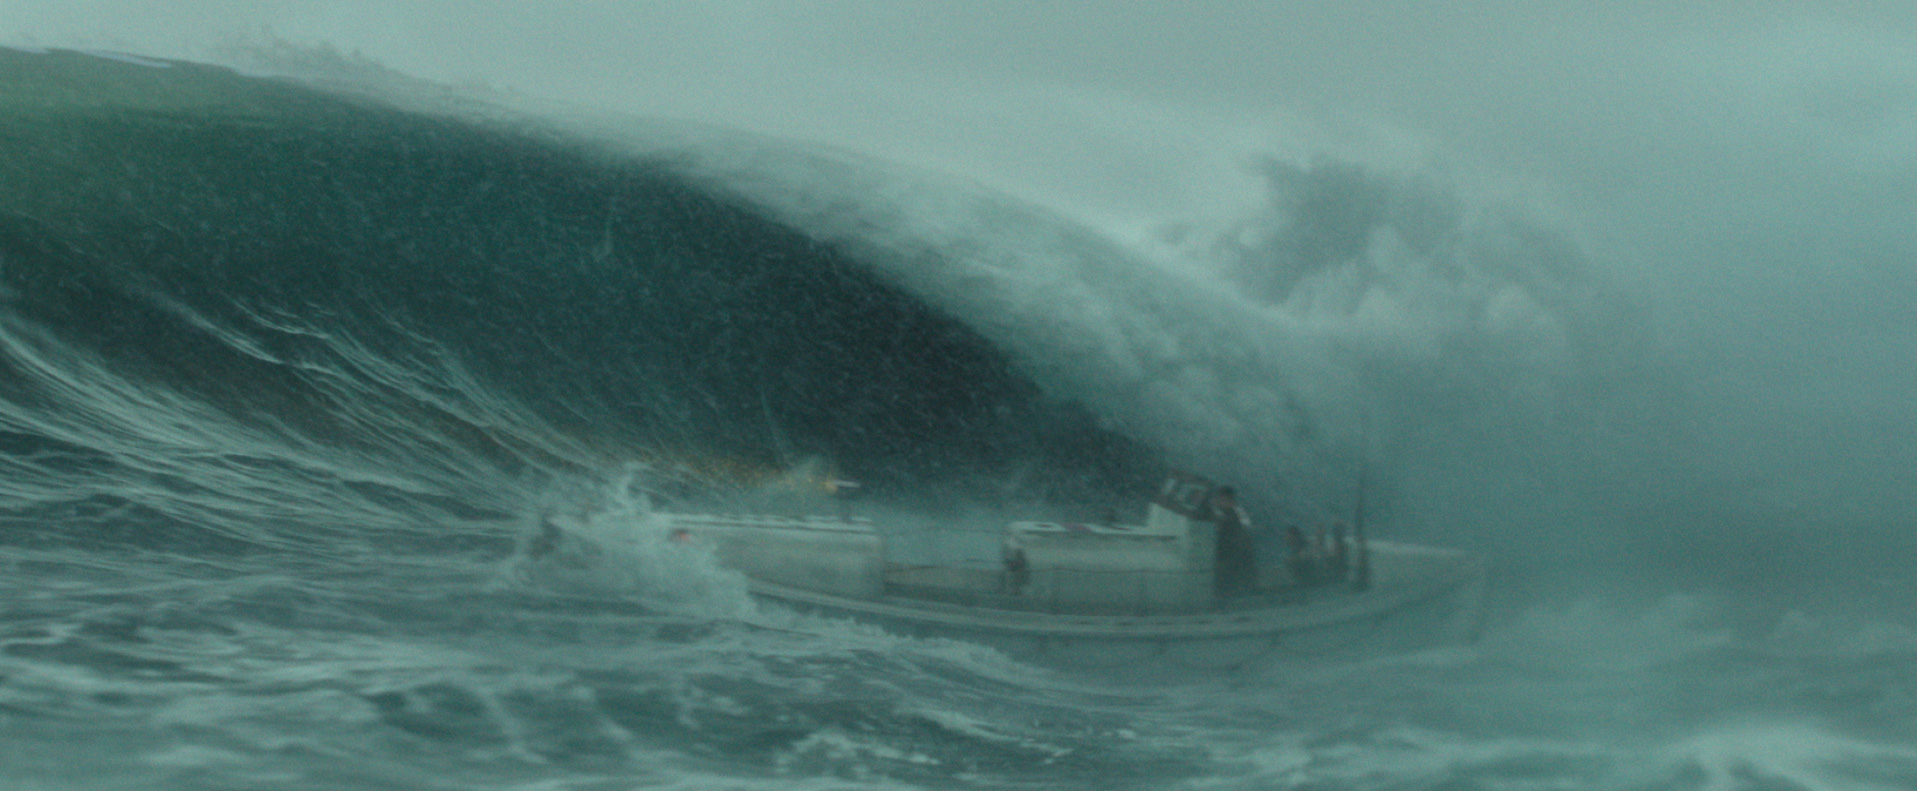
[507,464,755,619]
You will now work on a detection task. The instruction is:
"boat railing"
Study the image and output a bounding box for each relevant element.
[884,565,1316,616]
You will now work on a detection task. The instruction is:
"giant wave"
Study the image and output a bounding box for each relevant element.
[0,47,1203,558]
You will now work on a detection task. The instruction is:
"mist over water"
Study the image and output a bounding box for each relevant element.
[2,4,1915,789]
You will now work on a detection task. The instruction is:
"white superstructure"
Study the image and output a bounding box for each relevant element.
[645,472,1486,669]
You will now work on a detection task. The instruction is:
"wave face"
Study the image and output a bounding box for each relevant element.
[0,47,1169,556]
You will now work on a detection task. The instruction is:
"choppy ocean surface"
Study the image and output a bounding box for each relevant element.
[3,47,1915,790]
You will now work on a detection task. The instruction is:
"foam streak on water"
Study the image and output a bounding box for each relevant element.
[6,507,1917,791]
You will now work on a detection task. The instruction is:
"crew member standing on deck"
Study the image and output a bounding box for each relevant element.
[1210,486,1258,598]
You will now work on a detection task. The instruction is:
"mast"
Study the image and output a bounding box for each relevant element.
[1353,441,1373,592]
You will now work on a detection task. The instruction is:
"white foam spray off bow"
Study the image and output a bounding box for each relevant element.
[507,464,755,620]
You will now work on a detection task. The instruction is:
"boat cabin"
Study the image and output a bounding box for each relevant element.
[669,472,1251,615]
[995,472,1223,612]
[666,512,885,599]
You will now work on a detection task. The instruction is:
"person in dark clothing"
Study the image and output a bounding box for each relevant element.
[1210,487,1258,598]
[1328,520,1351,583]
[1284,524,1316,586]
[1002,538,1031,596]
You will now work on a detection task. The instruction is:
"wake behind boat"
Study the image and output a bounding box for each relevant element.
[603,473,1487,670]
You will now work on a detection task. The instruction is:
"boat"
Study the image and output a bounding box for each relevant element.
[654,472,1487,670]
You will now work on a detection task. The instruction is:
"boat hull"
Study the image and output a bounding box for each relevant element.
[745,541,1487,671]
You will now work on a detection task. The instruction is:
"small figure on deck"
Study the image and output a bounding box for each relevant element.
[1002,540,1030,596]
[1283,520,1355,588]
[1327,520,1351,583]
[1210,486,1258,598]
[1284,523,1316,586]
